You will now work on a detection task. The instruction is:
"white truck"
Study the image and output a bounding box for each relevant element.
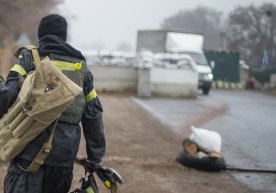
[136,30,213,95]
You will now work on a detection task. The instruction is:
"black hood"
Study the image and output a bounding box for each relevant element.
[38,35,85,61]
[38,14,67,41]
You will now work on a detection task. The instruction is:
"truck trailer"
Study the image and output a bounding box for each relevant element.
[136,30,213,95]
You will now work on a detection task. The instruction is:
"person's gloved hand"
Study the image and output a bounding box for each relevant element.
[16,49,35,75]
[87,159,102,171]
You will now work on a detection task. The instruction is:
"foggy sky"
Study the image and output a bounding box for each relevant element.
[57,0,274,51]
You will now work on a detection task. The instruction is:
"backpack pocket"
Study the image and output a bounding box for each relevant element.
[8,112,27,131]
[12,116,34,138]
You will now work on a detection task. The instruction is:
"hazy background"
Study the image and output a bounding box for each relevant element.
[1,0,275,77]
[57,0,273,50]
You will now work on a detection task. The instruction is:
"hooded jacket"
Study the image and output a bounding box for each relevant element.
[0,35,105,167]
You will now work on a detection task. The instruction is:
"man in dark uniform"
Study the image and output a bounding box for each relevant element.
[0,14,105,193]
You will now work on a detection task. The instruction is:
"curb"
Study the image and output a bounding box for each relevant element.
[212,80,245,90]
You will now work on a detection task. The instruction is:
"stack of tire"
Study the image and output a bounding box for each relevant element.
[177,126,226,172]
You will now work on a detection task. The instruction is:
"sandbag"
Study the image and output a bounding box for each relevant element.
[189,126,222,153]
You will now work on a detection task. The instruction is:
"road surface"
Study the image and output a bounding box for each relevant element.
[135,90,276,193]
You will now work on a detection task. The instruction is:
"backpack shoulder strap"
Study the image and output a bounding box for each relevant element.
[14,45,37,58]
[14,45,47,82]
[14,45,40,67]
[17,117,59,172]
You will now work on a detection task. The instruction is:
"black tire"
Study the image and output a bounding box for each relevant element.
[202,87,210,95]
[176,152,226,172]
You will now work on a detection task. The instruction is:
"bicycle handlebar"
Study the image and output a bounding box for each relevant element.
[74,157,123,191]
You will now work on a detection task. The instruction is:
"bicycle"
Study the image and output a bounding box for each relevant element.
[70,157,123,193]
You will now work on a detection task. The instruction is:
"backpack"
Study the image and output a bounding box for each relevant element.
[0,45,82,171]
[0,76,4,89]
[0,75,4,83]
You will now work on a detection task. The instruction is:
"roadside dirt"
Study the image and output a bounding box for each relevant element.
[0,94,257,193]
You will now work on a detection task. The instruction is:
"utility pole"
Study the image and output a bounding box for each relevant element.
[266,10,273,65]
[220,31,226,51]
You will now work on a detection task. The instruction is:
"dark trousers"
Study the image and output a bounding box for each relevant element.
[4,162,73,193]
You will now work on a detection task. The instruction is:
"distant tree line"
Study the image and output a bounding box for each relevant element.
[162,3,276,67]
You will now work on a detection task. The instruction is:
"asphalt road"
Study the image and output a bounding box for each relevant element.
[134,90,276,193]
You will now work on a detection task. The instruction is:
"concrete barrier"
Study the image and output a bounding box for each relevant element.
[89,64,198,98]
[150,68,198,98]
[213,80,245,90]
[137,68,151,98]
[90,65,138,92]
[270,74,276,88]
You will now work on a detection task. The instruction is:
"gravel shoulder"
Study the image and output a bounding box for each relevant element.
[0,94,257,193]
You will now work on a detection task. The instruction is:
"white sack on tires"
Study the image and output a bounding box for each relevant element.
[189,126,222,153]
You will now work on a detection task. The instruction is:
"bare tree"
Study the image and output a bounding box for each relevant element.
[0,0,62,77]
[161,6,224,50]
[0,0,62,45]
[226,3,276,67]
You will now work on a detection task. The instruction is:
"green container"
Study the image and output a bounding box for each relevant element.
[250,66,276,84]
[205,51,240,83]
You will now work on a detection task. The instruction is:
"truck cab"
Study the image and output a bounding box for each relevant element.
[181,51,213,95]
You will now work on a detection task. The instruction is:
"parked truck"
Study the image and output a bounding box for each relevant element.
[136,30,213,95]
